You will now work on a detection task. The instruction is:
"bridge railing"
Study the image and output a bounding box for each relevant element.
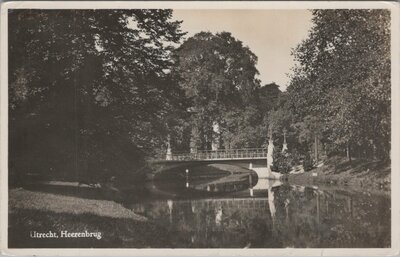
[168,148,267,161]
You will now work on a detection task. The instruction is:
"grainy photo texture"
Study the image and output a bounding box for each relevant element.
[7,7,391,249]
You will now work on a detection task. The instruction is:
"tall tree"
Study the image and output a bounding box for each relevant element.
[9,10,185,183]
[175,32,262,150]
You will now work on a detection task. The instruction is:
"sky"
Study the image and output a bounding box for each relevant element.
[173,10,313,91]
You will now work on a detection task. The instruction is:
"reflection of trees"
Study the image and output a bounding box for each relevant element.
[160,198,276,247]
[271,186,390,248]
[127,186,390,248]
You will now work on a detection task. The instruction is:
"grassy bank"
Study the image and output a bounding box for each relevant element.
[8,188,177,248]
[287,156,390,193]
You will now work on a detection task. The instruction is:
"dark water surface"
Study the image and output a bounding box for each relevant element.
[124,166,391,248]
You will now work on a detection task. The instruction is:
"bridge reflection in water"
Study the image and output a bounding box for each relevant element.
[127,182,390,248]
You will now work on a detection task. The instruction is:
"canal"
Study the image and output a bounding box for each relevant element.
[123,164,391,248]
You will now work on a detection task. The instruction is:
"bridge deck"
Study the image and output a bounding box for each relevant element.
[166,148,267,162]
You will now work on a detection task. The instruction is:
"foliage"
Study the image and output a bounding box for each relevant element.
[9,10,185,183]
[302,152,314,171]
[272,150,294,174]
[257,82,282,114]
[9,9,391,185]
[286,9,391,161]
[174,32,270,150]
[266,100,293,138]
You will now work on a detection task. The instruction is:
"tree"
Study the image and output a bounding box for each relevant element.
[292,116,324,163]
[257,82,282,114]
[175,32,262,150]
[9,10,185,183]
[286,9,390,161]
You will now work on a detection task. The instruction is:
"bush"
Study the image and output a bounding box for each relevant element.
[272,150,294,174]
[302,152,314,171]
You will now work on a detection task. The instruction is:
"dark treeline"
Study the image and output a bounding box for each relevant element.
[9,10,186,184]
[9,9,390,184]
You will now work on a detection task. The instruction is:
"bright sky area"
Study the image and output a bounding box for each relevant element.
[173,10,313,91]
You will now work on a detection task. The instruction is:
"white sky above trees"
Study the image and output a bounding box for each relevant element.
[173,10,313,91]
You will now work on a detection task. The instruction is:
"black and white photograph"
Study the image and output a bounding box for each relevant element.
[1,1,399,253]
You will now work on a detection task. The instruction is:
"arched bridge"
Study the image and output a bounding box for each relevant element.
[151,148,280,180]
[163,148,267,162]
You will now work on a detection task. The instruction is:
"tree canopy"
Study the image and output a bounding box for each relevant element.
[9,9,391,184]
[9,9,186,183]
[174,32,269,150]
[285,9,390,161]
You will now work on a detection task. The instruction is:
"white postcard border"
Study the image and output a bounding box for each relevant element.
[1,1,399,256]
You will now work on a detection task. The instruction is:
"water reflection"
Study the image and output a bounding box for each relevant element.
[268,188,276,221]
[126,168,390,248]
[253,178,282,190]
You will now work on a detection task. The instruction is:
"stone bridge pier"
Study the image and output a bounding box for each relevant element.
[247,136,281,180]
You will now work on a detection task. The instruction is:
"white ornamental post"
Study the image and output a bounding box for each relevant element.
[166,134,172,160]
[266,135,274,177]
[211,121,220,151]
[282,129,288,153]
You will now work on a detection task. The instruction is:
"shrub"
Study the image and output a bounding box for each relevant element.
[272,150,294,174]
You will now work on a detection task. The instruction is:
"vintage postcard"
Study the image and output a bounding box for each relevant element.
[0,1,399,256]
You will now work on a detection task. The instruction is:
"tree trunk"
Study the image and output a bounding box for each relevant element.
[314,134,318,163]
[346,141,352,162]
[373,144,377,160]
